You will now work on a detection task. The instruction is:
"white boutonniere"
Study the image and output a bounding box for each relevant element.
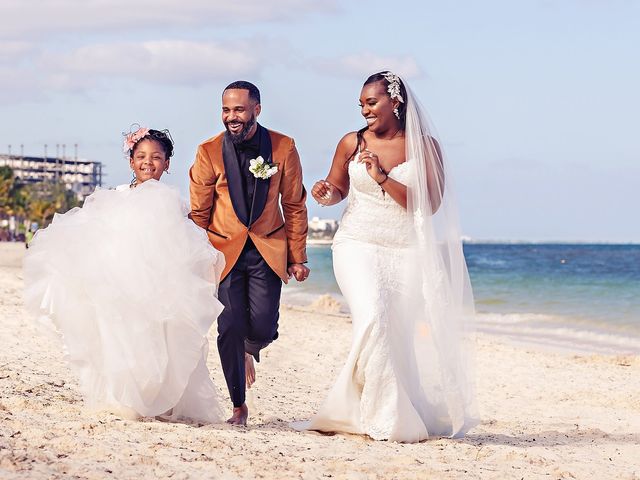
[249,156,278,180]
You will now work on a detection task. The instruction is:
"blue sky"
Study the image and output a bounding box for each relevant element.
[1,0,638,242]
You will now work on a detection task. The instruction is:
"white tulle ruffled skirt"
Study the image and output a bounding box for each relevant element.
[23,180,225,423]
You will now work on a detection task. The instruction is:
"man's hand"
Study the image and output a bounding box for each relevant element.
[287,263,310,282]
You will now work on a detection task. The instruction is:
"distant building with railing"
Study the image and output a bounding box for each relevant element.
[308,216,338,241]
[0,152,103,201]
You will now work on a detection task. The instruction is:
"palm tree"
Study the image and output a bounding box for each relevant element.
[24,181,80,227]
[0,166,81,232]
[0,166,16,217]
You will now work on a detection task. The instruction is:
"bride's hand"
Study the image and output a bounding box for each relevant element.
[358,149,387,184]
[311,180,335,206]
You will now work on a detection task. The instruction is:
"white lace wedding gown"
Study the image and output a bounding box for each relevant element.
[23,180,225,423]
[302,159,471,442]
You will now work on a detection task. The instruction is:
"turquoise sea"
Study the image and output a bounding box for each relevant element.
[282,243,640,354]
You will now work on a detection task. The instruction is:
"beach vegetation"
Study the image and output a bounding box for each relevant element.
[0,166,80,238]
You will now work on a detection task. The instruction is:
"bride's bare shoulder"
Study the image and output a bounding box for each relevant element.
[335,132,359,158]
[338,131,358,148]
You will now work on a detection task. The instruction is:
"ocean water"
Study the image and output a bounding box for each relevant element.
[282,243,640,353]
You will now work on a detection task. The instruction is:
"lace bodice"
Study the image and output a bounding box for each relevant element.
[334,159,413,248]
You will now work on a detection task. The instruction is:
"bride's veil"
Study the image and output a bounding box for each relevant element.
[402,76,479,436]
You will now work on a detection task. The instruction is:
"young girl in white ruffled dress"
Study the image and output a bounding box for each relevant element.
[24,127,225,423]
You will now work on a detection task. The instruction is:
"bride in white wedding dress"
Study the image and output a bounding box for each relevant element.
[23,128,225,423]
[303,72,478,443]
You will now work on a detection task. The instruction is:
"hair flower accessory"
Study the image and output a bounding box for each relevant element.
[249,156,278,180]
[123,126,150,154]
[383,71,404,104]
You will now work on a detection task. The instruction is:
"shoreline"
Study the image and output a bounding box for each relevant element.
[306,238,334,246]
[281,290,640,356]
[290,241,640,356]
[2,242,640,479]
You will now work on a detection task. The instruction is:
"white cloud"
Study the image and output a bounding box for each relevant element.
[0,39,270,105]
[0,41,36,63]
[0,45,422,106]
[43,40,262,86]
[327,53,423,79]
[0,0,339,39]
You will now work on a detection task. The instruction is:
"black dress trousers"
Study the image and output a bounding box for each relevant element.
[216,239,282,407]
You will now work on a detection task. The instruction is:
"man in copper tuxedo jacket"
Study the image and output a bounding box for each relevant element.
[189,81,309,425]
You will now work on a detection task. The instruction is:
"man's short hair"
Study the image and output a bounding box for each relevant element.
[223,81,260,104]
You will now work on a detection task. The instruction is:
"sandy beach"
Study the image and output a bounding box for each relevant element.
[1,242,639,479]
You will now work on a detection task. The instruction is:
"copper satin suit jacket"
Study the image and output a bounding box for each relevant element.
[189,128,308,283]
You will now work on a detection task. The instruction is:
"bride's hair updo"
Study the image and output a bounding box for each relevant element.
[363,72,408,126]
[131,129,174,159]
[349,72,408,161]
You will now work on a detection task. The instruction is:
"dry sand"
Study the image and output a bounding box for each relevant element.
[1,242,639,479]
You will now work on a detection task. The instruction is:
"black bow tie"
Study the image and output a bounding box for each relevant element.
[236,143,258,153]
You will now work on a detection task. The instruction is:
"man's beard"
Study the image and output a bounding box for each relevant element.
[225,115,257,144]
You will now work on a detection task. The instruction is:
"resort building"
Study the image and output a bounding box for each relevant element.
[308,216,339,240]
[0,151,103,201]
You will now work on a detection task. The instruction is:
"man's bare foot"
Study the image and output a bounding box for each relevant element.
[245,353,256,388]
[155,407,173,422]
[226,403,248,426]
